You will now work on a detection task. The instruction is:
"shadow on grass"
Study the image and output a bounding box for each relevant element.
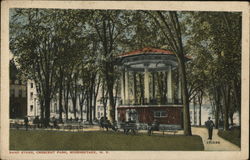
[10,129,204,151]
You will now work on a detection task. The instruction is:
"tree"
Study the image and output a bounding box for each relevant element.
[185,46,211,127]
[10,9,61,125]
[52,9,86,122]
[89,10,134,122]
[185,12,241,131]
[145,11,192,135]
[10,9,89,124]
[93,75,101,120]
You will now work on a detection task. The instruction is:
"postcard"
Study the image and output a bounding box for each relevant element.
[1,1,249,160]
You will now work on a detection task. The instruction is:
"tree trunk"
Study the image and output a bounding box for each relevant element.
[86,93,89,121]
[105,63,115,122]
[93,92,97,120]
[44,73,51,122]
[178,57,192,136]
[80,103,83,121]
[88,74,96,124]
[215,103,219,129]
[93,76,100,120]
[232,79,241,137]
[199,101,201,127]
[238,109,241,138]
[79,91,85,121]
[220,106,224,123]
[193,96,196,126]
[89,100,92,124]
[107,83,115,122]
[221,84,230,131]
[104,102,107,119]
[64,96,68,120]
[102,82,108,119]
[214,87,221,129]
[64,82,70,120]
[74,78,78,119]
[72,97,77,119]
[40,99,45,120]
[58,70,63,122]
[89,89,93,124]
[197,91,203,127]
[44,95,51,127]
[229,112,234,126]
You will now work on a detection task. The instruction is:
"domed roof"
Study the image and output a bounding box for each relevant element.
[119,47,174,58]
[117,48,190,72]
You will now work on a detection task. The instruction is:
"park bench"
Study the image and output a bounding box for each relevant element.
[64,121,93,132]
[10,121,33,130]
[148,124,178,136]
[159,126,178,135]
[60,122,81,131]
[120,122,137,135]
[10,119,27,130]
[10,122,23,129]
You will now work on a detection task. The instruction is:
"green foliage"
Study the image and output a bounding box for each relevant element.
[185,11,241,85]
[184,12,241,129]
[9,59,18,80]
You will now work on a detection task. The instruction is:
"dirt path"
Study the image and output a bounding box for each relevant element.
[192,127,240,151]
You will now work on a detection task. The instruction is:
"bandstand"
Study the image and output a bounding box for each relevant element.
[117,48,190,129]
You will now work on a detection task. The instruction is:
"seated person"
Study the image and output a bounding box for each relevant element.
[50,117,57,128]
[152,119,160,131]
[33,116,39,128]
[75,117,79,122]
[124,118,136,134]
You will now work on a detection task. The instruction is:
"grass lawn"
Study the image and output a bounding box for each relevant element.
[10,129,204,151]
[218,128,240,147]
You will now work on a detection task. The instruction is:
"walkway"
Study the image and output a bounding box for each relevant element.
[192,127,240,151]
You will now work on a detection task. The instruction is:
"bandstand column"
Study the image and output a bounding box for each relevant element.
[178,72,182,103]
[120,68,125,104]
[125,69,129,104]
[167,66,173,103]
[144,67,150,104]
[132,71,137,104]
[152,72,155,99]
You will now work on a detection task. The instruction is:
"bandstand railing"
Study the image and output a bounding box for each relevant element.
[120,98,182,106]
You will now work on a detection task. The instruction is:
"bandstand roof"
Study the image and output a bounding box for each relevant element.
[117,47,190,72]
